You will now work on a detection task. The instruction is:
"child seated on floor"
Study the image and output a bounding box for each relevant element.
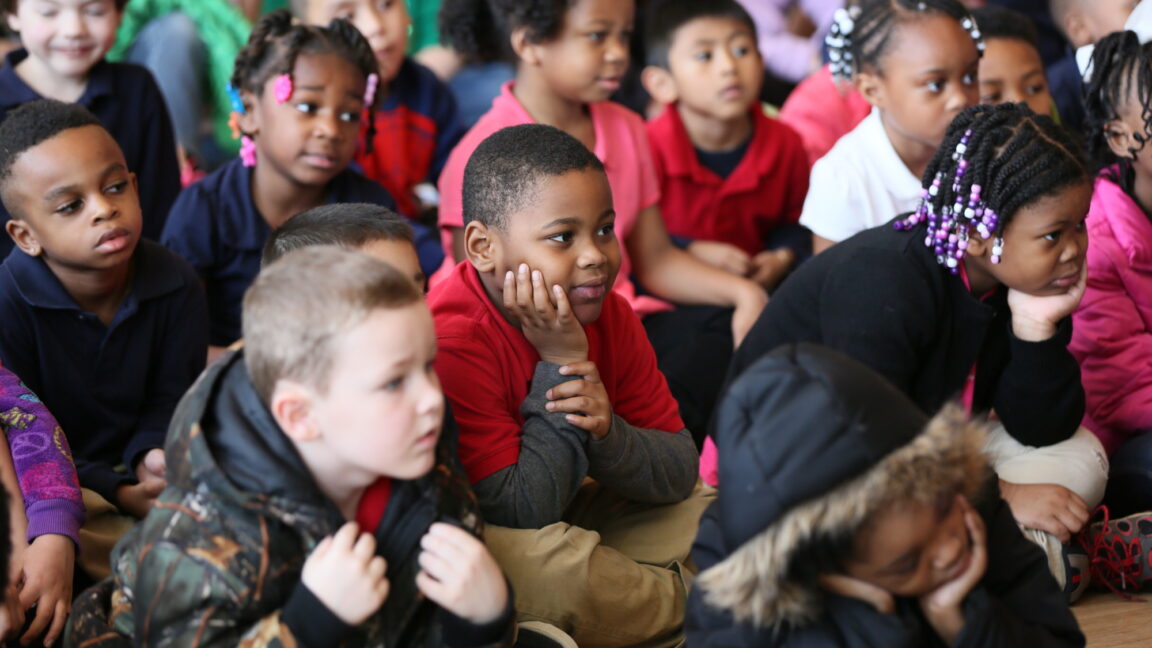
[294,0,466,221]
[971,5,1055,116]
[801,0,981,253]
[641,0,810,291]
[1047,0,1135,132]
[0,0,181,254]
[262,202,427,291]
[65,247,515,646]
[0,362,82,646]
[689,343,1085,646]
[0,99,208,581]
[161,11,442,354]
[429,123,712,648]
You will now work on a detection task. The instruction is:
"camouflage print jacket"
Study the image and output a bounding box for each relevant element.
[65,349,515,647]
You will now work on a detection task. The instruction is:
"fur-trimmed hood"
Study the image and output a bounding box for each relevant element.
[698,343,989,630]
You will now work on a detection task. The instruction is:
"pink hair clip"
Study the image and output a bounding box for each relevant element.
[364,73,379,105]
[240,135,257,167]
[273,73,293,104]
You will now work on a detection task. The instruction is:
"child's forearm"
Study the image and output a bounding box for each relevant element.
[586,422,697,503]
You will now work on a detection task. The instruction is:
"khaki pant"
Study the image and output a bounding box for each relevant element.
[77,489,137,581]
[486,483,716,648]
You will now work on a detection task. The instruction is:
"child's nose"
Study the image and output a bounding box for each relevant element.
[313,112,342,139]
[604,35,628,65]
[360,5,388,39]
[60,9,88,37]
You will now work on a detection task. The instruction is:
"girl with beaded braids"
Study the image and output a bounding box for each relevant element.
[160,10,442,357]
[1070,30,1152,517]
[728,103,1109,602]
[801,0,983,254]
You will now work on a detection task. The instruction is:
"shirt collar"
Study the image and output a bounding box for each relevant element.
[3,239,183,311]
[0,49,113,110]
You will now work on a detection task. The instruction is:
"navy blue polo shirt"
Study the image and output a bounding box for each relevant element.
[162,157,436,347]
[0,49,181,255]
[0,240,208,503]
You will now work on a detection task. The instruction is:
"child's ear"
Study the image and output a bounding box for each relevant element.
[855,70,885,109]
[1105,119,1137,160]
[270,381,320,443]
[641,65,679,107]
[1062,11,1091,49]
[965,232,991,259]
[510,26,543,67]
[4,12,21,33]
[237,89,261,136]
[5,218,41,257]
[464,221,497,273]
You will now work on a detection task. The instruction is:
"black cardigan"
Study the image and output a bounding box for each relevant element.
[728,221,1084,448]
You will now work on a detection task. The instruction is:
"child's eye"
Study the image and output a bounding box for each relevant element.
[377,0,394,8]
[339,111,361,123]
[547,231,574,244]
[694,51,712,62]
[587,31,607,43]
[294,103,318,115]
[597,223,615,236]
[980,92,1001,103]
[106,180,128,194]
[382,376,404,391]
[962,72,977,86]
[1043,230,1062,242]
[85,5,109,17]
[926,80,944,93]
[56,199,82,215]
[1026,84,1046,96]
[732,45,750,57]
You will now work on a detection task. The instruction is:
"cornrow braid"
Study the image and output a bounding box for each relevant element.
[1083,30,1152,193]
[895,103,1089,272]
[229,10,381,151]
[826,0,983,81]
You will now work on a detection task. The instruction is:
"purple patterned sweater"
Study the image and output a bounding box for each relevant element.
[0,363,83,545]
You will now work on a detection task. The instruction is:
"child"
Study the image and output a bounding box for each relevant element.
[161,11,441,352]
[641,0,810,291]
[263,202,426,290]
[0,0,181,254]
[65,247,515,646]
[726,102,1112,600]
[971,6,1054,116]
[0,363,82,647]
[689,343,1085,646]
[437,0,767,442]
[1072,30,1152,516]
[1047,0,1135,133]
[801,0,982,253]
[295,0,467,221]
[430,123,711,648]
[0,99,208,579]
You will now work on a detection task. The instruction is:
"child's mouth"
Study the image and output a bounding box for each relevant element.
[301,153,336,169]
[95,228,131,254]
[569,279,607,303]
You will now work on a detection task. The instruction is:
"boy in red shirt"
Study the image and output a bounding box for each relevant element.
[642,0,810,290]
[429,123,712,648]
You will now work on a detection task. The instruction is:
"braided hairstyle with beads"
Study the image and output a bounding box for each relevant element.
[230,9,380,150]
[826,0,983,81]
[894,103,1089,272]
[1083,30,1152,194]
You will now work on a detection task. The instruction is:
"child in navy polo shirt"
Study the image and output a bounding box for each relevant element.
[296,0,467,221]
[0,0,181,256]
[641,0,811,293]
[162,11,442,355]
[0,100,208,579]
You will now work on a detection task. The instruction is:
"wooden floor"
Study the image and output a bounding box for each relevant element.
[1073,592,1152,647]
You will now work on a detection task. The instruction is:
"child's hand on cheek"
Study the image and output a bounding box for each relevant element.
[416,523,509,625]
[301,522,390,626]
[918,495,987,645]
[503,264,589,366]
[547,361,613,439]
[1007,264,1087,342]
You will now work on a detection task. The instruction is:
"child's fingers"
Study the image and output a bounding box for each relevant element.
[553,284,574,322]
[545,395,595,414]
[45,600,68,647]
[530,270,556,316]
[502,270,519,317]
[19,600,51,646]
[425,522,480,555]
[515,264,534,313]
[331,522,361,551]
[353,530,377,561]
[418,548,453,585]
[558,361,600,381]
[564,414,607,435]
[546,378,591,401]
[367,556,388,582]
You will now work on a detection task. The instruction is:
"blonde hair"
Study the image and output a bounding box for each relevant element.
[243,246,422,403]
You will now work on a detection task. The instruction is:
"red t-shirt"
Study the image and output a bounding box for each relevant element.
[428,261,685,484]
[355,477,392,532]
[647,103,810,257]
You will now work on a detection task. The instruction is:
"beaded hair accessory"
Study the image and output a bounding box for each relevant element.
[825,6,859,80]
[226,83,258,167]
[894,129,1003,272]
[364,73,379,105]
[960,14,986,53]
[273,73,294,104]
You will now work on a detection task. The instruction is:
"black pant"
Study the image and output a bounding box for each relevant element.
[643,305,733,450]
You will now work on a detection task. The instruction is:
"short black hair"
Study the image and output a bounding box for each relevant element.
[0,99,105,218]
[970,5,1039,48]
[439,0,575,64]
[262,203,414,267]
[644,0,758,69]
[462,124,605,230]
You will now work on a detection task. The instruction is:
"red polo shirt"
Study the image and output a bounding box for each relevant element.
[428,261,685,484]
[647,103,810,257]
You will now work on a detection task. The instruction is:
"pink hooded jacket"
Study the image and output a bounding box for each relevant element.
[1071,173,1152,455]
